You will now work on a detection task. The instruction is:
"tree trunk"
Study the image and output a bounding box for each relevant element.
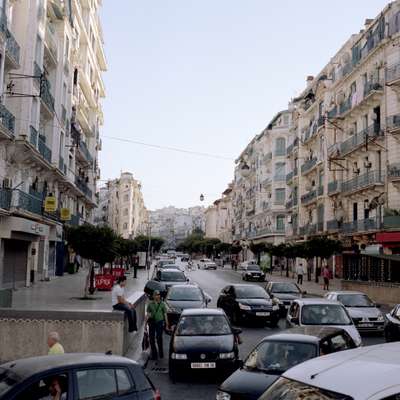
[286,257,289,277]
[307,259,312,281]
[315,257,320,283]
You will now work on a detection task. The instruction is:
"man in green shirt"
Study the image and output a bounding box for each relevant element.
[146,290,169,360]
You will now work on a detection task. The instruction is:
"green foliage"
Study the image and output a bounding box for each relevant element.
[230,245,243,255]
[133,235,164,252]
[215,242,232,254]
[310,237,342,260]
[384,208,400,217]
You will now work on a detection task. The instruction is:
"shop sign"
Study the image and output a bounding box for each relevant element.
[60,208,71,221]
[44,196,57,212]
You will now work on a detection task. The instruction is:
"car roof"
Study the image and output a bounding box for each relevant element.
[294,298,342,305]
[269,281,298,285]
[283,342,400,398]
[168,284,199,290]
[0,354,136,380]
[262,327,347,344]
[181,308,225,316]
[161,268,184,273]
[327,291,367,296]
[231,284,265,289]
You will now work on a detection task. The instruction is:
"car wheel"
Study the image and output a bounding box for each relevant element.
[385,328,395,342]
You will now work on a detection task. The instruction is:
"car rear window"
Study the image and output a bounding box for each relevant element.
[160,271,186,281]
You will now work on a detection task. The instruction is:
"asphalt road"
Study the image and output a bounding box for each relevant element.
[145,262,385,400]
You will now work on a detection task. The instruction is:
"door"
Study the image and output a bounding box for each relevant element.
[55,241,65,276]
[48,241,56,278]
[2,239,29,288]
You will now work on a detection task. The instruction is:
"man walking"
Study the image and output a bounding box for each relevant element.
[112,276,137,332]
[47,332,65,355]
[322,265,331,291]
[146,290,169,360]
[296,261,305,285]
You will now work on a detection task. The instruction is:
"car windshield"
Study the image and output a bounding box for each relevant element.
[245,341,316,374]
[259,377,352,400]
[301,304,352,325]
[0,368,20,396]
[160,271,186,281]
[236,286,269,299]
[271,283,300,294]
[247,265,261,271]
[167,287,203,301]
[176,315,231,336]
[337,294,374,307]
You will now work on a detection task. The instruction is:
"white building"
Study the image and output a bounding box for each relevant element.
[0,0,106,289]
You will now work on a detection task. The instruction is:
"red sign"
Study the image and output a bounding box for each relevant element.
[95,274,115,290]
[102,268,125,278]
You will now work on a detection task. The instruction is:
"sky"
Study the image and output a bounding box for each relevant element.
[99,0,390,211]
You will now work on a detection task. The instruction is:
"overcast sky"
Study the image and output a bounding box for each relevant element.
[99,0,390,211]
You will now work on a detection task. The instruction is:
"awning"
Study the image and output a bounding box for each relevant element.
[376,232,400,244]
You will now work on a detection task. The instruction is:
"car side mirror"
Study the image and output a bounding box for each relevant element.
[302,291,307,295]
[291,317,299,325]
[375,303,381,308]
[186,278,190,282]
[232,327,242,335]
[270,293,274,299]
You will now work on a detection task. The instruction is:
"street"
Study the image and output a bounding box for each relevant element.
[146,262,385,400]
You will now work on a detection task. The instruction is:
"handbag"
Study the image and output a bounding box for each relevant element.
[142,326,150,351]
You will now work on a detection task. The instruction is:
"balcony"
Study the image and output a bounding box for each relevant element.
[302,123,318,143]
[328,181,341,196]
[317,116,325,129]
[264,152,272,162]
[388,163,400,182]
[40,76,55,115]
[341,170,384,195]
[301,189,317,205]
[59,156,66,175]
[262,177,271,188]
[386,63,400,86]
[0,103,15,138]
[327,106,337,120]
[75,176,93,200]
[340,218,377,234]
[299,224,317,236]
[285,199,293,209]
[317,221,324,232]
[387,114,400,133]
[274,174,286,182]
[286,167,298,184]
[29,126,52,164]
[77,140,93,164]
[0,188,11,210]
[327,220,339,232]
[5,29,20,69]
[301,158,318,175]
[317,185,324,196]
[44,23,58,65]
[338,97,351,116]
[339,124,382,156]
[383,216,400,229]
[12,190,43,215]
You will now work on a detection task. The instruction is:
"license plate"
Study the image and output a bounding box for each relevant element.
[359,323,373,328]
[191,362,216,369]
[256,312,270,316]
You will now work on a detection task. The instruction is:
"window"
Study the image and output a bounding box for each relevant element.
[123,194,129,202]
[14,374,68,400]
[274,162,286,181]
[330,333,352,352]
[283,115,289,126]
[275,138,286,156]
[276,215,285,231]
[275,188,285,205]
[76,368,132,400]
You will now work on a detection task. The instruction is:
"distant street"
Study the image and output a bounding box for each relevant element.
[145,262,385,400]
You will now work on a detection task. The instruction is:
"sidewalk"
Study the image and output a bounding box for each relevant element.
[11,266,150,311]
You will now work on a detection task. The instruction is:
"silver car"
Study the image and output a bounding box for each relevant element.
[325,291,384,334]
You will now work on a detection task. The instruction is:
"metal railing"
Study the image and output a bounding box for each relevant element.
[317,222,324,232]
[340,218,377,234]
[30,126,38,147]
[286,171,294,183]
[40,76,55,112]
[386,63,400,83]
[75,177,93,200]
[6,29,20,65]
[38,134,52,163]
[363,81,383,98]
[339,97,351,115]
[59,156,65,174]
[317,186,324,196]
[327,106,337,119]
[45,23,58,60]
[79,140,93,163]
[0,104,15,135]
[301,158,317,175]
[328,180,341,195]
[340,124,382,156]
[14,190,42,215]
[388,163,400,179]
[327,220,339,231]
[0,188,11,209]
[387,114,400,131]
[317,116,325,127]
[299,224,317,236]
[342,170,384,194]
[383,216,400,229]
[301,189,317,205]
[285,199,293,209]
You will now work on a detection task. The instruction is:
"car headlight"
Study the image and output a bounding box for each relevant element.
[219,352,235,359]
[377,314,384,322]
[216,390,231,400]
[171,353,187,360]
[238,303,252,310]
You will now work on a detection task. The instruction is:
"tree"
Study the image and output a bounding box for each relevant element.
[151,237,165,253]
[215,242,232,255]
[66,225,119,296]
[311,237,343,281]
[201,238,221,258]
[249,242,266,265]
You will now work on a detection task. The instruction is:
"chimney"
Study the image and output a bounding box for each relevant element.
[365,18,373,28]
[306,75,314,88]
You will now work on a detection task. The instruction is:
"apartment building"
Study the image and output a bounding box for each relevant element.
[96,172,148,239]
[0,0,106,289]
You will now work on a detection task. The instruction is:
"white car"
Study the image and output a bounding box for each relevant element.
[286,298,362,346]
[238,260,258,271]
[197,258,217,270]
[259,342,400,400]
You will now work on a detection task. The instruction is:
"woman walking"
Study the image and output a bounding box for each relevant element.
[322,265,330,291]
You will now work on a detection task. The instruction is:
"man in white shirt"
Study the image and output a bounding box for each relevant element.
[112,276,137,332]
[295,260,305,285]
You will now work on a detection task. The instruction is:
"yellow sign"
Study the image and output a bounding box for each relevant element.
[44,196,57,212]
[60,208,71,221]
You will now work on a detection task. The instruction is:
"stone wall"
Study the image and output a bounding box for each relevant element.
[341,280,400,307]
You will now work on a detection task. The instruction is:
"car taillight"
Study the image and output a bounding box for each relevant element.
[153,389,161,400]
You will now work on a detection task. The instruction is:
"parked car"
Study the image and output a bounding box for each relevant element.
[168,308,241,381]
[286,298,362,346]
[165,284,212,327]
[144,269,189,298]
[258,342,400,400]
[265,281,306,317]
[325,290,385,334]
[197,258,218,270]
[217,284,280,327]
[238,260,258,271]
[156,259,174,270]
[216,326,357,400]
[0,353,160,400]
[384,303,400,342]
[242,265,266,282]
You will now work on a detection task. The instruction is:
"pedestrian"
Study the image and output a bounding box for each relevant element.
[296,261,305,285]
[112,276,137,332]
[322,265,330,291]
[47,332,65,355]
[43,376,67,400]
[146,290,169,360]
[74,254,81,272]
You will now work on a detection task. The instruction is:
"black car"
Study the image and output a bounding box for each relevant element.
[385,303,400,342]
[216,326,357,400]
[144,268,189,298]
[169,308,241,381]
[242,265,266,282]
[165,284,211,326]
[0,353,160,400]
[217,284,280,327]
[265,282,306,317]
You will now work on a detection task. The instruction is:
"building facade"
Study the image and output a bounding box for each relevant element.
[95,172,148,239]
[0,0,106,289]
